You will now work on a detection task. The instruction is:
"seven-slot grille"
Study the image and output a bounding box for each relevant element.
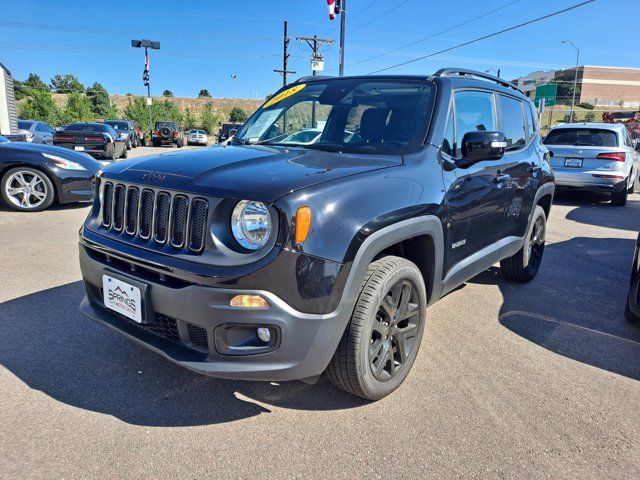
[101,181,208,253]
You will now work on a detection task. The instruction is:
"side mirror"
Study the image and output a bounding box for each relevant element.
[456,131,506,168]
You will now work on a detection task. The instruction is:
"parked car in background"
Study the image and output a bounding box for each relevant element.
[187,129,208,146]
[152,121,183,147]
[78,69,555,401]
[53,123,127,161]
[131,121,145,146]
[0,142,101,211]
[0,135,9,144]
[544,123,640,205]
[280,128,322,145]
[104,120,137,150]
[603,111,640,142]
[626,232,640,322]
[217,122,242,143]
[17,120,56,144]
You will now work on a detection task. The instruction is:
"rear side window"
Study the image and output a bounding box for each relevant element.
[453,90,496,156]
[18,120,34,130]
[497,95,526,151]
[544,128,618,147]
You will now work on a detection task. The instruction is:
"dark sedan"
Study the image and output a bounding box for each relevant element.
[0,142,102,211]
[53,123,127,161]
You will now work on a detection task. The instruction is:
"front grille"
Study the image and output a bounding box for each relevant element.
[187,323,209,350]
[100,181,208,254]
[147,313,181,343]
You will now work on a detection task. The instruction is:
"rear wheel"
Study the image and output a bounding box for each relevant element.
[120,145,128,158]
[177,138,183,148]
[501,205,546,282]
[1,167,55,212]
[326,256,427,401]
[612,181,628,206]
[125,138,132,150]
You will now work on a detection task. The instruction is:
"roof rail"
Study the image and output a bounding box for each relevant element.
[434,68,523,94]
[294,75,334,83]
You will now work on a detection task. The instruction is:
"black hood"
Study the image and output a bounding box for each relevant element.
[101,145,402,202]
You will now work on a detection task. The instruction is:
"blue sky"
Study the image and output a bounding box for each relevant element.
[0,0,637,99]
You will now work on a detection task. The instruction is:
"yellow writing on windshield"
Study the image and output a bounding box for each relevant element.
[263,84,306,109]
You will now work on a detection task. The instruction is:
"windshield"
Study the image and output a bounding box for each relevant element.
[106,121,129,131]
[234,78,435,154]
[18,121,34,130]
[544,128,618,147]
[156,122,177,129]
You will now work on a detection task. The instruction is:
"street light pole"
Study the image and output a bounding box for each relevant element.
[131,39,160,137]
[231,74,237,102]
[561,40,580,123]
[339,0,346,76]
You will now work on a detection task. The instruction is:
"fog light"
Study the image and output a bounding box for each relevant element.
[230,294,269,308]
[256,327,271,343]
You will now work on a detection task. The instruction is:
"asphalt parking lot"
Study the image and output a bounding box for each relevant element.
[1,175,639,478]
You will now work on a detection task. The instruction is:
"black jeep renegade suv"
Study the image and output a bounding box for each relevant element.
[79,69,555,400]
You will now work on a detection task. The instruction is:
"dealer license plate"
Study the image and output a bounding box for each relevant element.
[74,146,85,151]
[564,157,583,168]
[102,275,142,323]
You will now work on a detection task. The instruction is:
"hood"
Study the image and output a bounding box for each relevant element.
[101,144,402,202]
[0,142,102,169]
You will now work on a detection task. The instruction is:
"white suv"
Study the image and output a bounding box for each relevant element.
[544,123,640,205]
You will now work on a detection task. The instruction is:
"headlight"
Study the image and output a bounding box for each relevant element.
[42,153,87,171]
[231,200,272,250]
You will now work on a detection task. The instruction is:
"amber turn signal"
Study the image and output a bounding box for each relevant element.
[229,295,269,308]
[295,206,312,244]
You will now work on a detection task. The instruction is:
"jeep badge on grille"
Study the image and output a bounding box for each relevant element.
[142,172,166,182]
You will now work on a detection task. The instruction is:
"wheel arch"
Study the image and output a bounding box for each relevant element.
[0,162,60,201]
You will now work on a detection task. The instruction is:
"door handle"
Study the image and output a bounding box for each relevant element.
[493,174,510,184]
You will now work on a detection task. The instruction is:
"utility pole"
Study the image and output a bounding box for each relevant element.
[338,0,346,76]
[131,39,160,137]
[296,35,335,76]
[561,40,580,123]
[274,20,296,87]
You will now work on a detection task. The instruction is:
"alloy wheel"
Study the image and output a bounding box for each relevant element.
[369,279,421,381]
[4,170,48,209]
[527,216,545,269]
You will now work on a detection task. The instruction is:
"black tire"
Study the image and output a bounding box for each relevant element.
[612,181,628,206]
[628,172,637,193]
[501,205,547,282]
[326,256,427,401]
[125,138,132,150]
[105,143,117,161]
[177,138,183,148]
[152,139,160,148]
[120,145,128,158]
[1,167,55,212]
[132,136,138,148]
[141,136,147,146]
[625,297,639,323]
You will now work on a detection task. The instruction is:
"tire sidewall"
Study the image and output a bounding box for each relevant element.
[1,167,55,212]
[356,263,427,399]
[523,205,547,273]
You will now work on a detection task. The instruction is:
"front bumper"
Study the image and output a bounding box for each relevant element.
[78,243,347,381]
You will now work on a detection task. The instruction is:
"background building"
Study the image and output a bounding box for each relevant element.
[511,65,640,108]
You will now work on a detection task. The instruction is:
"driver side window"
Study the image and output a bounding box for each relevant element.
[453,91,496,157]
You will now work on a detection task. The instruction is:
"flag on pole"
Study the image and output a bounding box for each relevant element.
[143,51,150,86]
[327,0,341,19]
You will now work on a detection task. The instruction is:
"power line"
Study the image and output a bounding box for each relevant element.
[368,0,596,74]
[343,0,522,70]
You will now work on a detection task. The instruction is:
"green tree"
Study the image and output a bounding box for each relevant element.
[198,89,212,98]
[156,99,182,124]
[553,70,581,106]
[60,92,93,124]
[50,74,85,93]
[15,73,49,100]
[183,108,196,130]
[86,82,117,119]
[123,96,149,130]
[584,111,596,122]
[229,106,248,123]
[162,90,173,97]
[17,89,60,124]
[201,102,222,134]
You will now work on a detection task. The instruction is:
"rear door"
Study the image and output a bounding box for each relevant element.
[441,90,509,272]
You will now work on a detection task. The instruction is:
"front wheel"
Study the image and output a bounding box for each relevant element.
[120,145,128,158]
[1,167,55,212]
[326,256,427,401]
[501,205,547,282]
[177,138,183,148]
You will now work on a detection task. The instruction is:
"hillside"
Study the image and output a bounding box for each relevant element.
[51,93,263,121]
